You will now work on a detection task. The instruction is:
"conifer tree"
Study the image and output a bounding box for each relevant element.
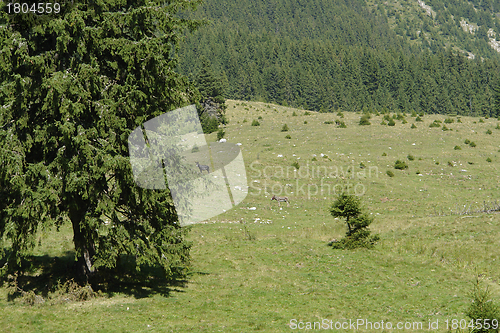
[0,0,202,281]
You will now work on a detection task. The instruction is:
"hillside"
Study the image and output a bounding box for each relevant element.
[3,100,500,331]
[177,0,500,115]
[368,0,500,60]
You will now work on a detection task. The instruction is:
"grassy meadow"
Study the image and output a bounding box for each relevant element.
[1,100,500,332]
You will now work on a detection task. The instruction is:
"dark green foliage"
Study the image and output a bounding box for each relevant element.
[429,121,441,128]
[444,118,454,124]
[479,118,485,123]
[380,121,387,125]
[496,124,500,130]
[281,124,289,131]
[359,115,371,126]
[465,139,471,144]
[337,121,347,128]
[454,145,462,150]
[442,125,449,131]
[312,157,317,161]
[415,116,423,122]
[201,115,219,133]
[0,0,201,281]
[291,161,300,170]
[359,162,366,169]
[448,161,454,167]
[486,129,492,135]
[407,154,415,161]
[285,134,291,139]
[304,121,308,124]
[251,120,261,126]
[192,145,200,153]
[411,123,417,129]
[304,111,311,115]
[337,112,344,118]
[382,152,387,156]
[292,111,297,116]
[217,128,225,141]
[387,119,396,126]
[196,58,227,125]
[258,116,263,119]
[328,194,379,250]
[470,142,477,147]
[386,170,395,177]
[324,121,334,124]
[394,160,408,170]
[487,157,492,163]
[466,278,500,333]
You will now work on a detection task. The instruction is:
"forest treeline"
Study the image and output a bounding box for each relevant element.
[177,0,500,116]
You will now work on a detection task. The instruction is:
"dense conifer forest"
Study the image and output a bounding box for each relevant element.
[177,0,500,116]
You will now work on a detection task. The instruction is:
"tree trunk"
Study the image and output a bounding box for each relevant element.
[69,206,96,281]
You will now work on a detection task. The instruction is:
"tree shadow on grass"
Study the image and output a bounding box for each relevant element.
[1,250,208,302]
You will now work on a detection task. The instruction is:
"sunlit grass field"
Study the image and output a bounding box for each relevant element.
[1,100,500,332]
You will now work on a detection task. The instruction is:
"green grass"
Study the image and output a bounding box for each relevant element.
[2,100,500,332]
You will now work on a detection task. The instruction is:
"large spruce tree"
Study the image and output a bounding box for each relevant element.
[0,0,202,280]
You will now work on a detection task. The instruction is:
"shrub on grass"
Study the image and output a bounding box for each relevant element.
[304,111,311,115]
[281,124,289,131]
[465,139,471,144]
[257,116,263,120]
[407,154,415,161]
[466,278,500,333]
[285,134,291,139]
[337,121,347,128]
[251,120,260,126]
[444,118,454,124]
[380,121,387,125]
[470,142,477,147]
[312,157,317,161]
[442,125,449,131]
[487,157,492,163]
[479,118,484,123]
[216,128,225,141]
[387,119,396,126]
[304,121,308,124]
[429,121,440,128]
[242,119,248,123]
[382,152,387,156]
[394,160,408,170]
[486,129,492,135]
[415,116,423,122]
[448,161,454,167]
[337,111,344,118]
[386,170,395,177]
[291,161,300,170]
[292,111,297,116]
[328,194,379,249]
[324,120,334,124]
[454,145,461,150]
[359,115,371,125]
[411,123,417,129]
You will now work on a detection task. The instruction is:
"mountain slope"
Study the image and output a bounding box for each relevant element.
[177,0,500,115]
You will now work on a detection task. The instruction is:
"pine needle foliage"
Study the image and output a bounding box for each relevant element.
[0,0,203,281]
